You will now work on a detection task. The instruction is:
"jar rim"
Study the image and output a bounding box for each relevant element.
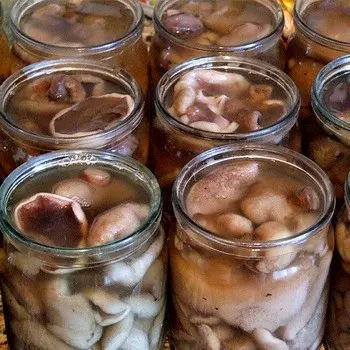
[172,143,335,252]
[153,0,284,53]
[312,55,350,131]
[10,0,144,54]
[0,58,143,149]
[0,149,162,259]
[294,0,350,51]
[155,55,300,141]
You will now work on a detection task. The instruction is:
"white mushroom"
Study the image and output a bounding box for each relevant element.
[10,319,76,350]
[141,258,166,299]
[149,303,166,349]
[13,192,88,248]
[251,329,288,350]
[103,230,165,287]
[85,290,131,326]
[120,326,150,350]
[7,251,42,277]
[101,312,134,350]
[124,293,164,318]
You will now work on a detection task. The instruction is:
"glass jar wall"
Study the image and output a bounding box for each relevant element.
[0,2,12,84]
[150,0,285,86]
[0,149,167,350]
[151,56,300,190]
[9,0,149,93]
[170,144,335,349]
[0,58,149,181]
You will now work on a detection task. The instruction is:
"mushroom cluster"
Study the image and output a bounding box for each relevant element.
[169,69,287,134]
[20,0,133,47]
[2,167,166,349]
[171,161,332,349]
[308,75,350,200]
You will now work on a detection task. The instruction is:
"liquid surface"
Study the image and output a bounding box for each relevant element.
[185,159,322,240]
[161,0,275,47]
[6,72,134,137]
[166,69,289,134]
[9,164,150,247]
[19,0,134,47]
[303,0,350,43]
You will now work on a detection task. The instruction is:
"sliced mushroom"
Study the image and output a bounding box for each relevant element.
[186,162,259,216]
[49,93,134,138]
[103,230,165,287]
[163,12,204,37]
[13,193,88,247]
[88,202,150,246]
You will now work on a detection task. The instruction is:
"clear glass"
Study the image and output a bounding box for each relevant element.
[326,174,350,349]
[10,0,149,93]
[0,149,166,350]
[171,143,335,349]
[151,56,301,190]
[0,58,149,181]
[286,0,350,123]
[0,2,12,84]
[150,0,285,86]
[308,55,350,203]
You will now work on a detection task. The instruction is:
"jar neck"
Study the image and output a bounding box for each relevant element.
[153,0,284,54]
[0,58,144,151]
[156,56,300,143]
[172,144,335,257]
[10,0,144,60]
[0,149,162,265]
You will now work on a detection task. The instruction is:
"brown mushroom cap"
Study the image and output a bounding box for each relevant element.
[49,93,134,138]
[13,193,88,247]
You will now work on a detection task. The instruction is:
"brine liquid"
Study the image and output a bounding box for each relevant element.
[19,0,134,47]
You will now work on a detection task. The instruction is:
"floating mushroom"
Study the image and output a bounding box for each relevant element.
[88,202,150,246]
[163,12,204,37]
[186,162,259,216]
[13,192,88,247]
[49,93,134,138]
[84,168,111,186]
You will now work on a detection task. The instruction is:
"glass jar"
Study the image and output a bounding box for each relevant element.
[171,143,335,350]
[0,1,12,84]
[0,58,149,181]
[286,0,350,123]
[151,56,301,190]
[0,149,167,350]
[308,55,350,203]
[327,173,350,349]
[10,0,148,93]
[150,0,286,86]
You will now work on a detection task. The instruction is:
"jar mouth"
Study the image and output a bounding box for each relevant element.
[294,0,350,50]
[10,0,144,53]
[172,143,335,252]
[312,55,350,131]
[153,0,284,52]
[0,58,143,149]
[156,55,300,141]
[0,149,162,259]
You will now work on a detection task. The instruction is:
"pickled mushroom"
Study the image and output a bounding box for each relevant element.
[163,12,204,37]
[49,93,134,137]
[13,192,88,247]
